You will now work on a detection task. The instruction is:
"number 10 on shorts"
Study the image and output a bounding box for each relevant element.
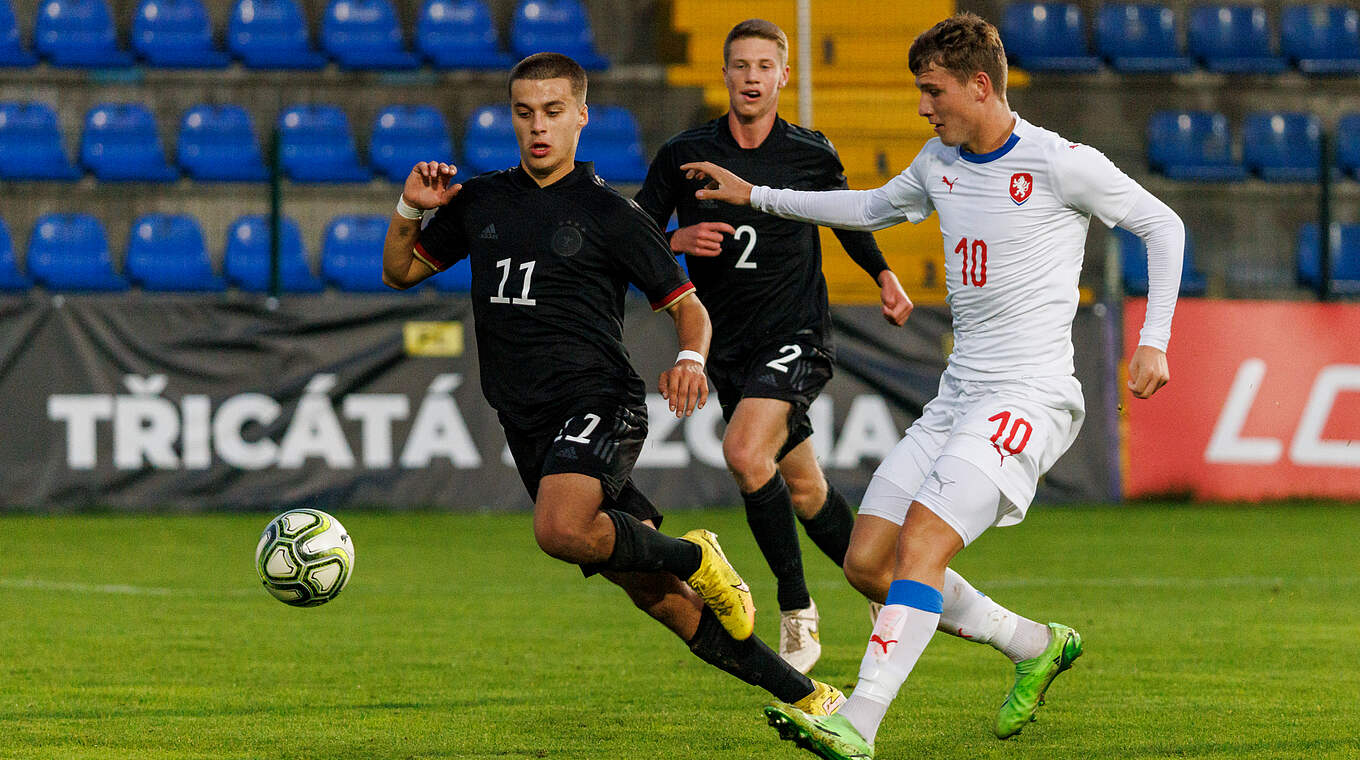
[988,410,1031,460]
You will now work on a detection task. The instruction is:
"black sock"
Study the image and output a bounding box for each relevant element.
[798,485,855,567]
[742,472,810,612]
[687,607,814,703]
[602,509,701,578]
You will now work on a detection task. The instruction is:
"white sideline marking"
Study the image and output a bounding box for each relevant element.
[0,578,255,597]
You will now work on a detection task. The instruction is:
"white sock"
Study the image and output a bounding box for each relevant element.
[839,581,942,746]
[937,566,1050,662]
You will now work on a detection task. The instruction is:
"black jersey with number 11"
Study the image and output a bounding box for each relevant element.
[414,162,694,431]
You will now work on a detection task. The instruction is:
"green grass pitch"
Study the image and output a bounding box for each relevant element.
[1,504,1356,759]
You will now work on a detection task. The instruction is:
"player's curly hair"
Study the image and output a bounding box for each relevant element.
[724,19,788,65]
[509,52,587,103]
[909,12,1008,100]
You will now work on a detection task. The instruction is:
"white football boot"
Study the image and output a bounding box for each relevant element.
[778,599,822,674]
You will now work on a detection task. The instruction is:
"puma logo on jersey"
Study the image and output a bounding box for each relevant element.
[941,175,957,192]
[479,224,498,240]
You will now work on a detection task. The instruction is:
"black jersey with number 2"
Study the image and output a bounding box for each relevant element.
[635,116,887,364]
[414,162,695,431]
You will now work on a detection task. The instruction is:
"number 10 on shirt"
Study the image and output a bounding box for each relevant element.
[955,237,987,287]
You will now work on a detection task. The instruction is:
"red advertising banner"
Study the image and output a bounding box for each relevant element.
[1124,298,1360,500]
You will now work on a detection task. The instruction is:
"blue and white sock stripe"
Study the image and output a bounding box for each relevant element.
[885,579,943,613]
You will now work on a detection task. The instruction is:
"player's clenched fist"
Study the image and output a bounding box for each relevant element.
[402,162,462,211]
[1127,345,1170,399]
[671,222,737,257]
[659,359,708,418]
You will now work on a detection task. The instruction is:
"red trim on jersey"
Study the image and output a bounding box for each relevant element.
[651,282,695,312]
[412,242,446,272]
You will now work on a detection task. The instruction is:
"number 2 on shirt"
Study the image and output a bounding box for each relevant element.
[733,225,757,269]
[490,257,536,305]
[954,237,987,287]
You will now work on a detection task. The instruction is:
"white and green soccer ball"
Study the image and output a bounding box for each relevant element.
[255,509,354,607]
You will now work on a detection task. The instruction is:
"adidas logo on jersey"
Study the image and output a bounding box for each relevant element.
[556,447,578,460]
[479,224,498,240]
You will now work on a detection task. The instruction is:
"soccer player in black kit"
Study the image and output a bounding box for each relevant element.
[380,52,846,729]
[635,19,914,674]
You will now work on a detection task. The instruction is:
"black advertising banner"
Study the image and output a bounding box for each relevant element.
[0,294,1115,512]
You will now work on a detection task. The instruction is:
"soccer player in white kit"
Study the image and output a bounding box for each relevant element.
[679,12,1182,759]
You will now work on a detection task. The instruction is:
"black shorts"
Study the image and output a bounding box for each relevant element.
[708,337,834,461]
[502,399,662,529]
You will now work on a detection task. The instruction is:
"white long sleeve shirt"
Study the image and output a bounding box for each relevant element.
[751,114,1182,381]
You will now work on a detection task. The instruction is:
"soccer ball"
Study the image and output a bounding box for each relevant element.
[255,509,355,607]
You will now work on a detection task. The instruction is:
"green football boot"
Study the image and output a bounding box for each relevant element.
[764,703,873,760]
[994,622,1084,739]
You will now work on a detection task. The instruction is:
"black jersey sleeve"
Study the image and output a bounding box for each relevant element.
[411,194,469,272]
[816,136,890,282]
[612,198,695,312]
[633,141,679,236]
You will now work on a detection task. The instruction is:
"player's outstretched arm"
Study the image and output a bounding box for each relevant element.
[658,293,711,418]
[1128,345,1169,399]
[680,161,754,206]
[382,162,461,290]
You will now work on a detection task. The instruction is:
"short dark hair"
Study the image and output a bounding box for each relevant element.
[723,18,788,65]
[908,12,1008,100]
[509,52,588,103]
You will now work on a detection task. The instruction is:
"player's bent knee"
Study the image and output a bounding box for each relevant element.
[532,518,594,564]
[723,440,775,490]
[843,549,891,601]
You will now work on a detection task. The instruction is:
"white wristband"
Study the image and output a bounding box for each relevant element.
[395,196,425,220]
[675,350,705,367]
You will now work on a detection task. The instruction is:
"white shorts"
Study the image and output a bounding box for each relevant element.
[858,368,1085,544]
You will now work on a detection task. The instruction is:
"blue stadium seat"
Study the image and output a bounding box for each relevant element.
[133,0,230,67]
[1188,5,1287,73]
[1001,2,1102,72]
[1116,226,1207,296]
[0,102,81,180]
[178,104,269,181]
[578,104,647,183]
[1146,111,1246,181]
[278,104,370,182]
[27,213,129,292]
[1281,5,1360,75]
[1095,3,1194,73]
[1338,113,1360,180]
[223,215,324,293]
[462,104,519,174]
[510,0,608,70]
[323,215,397,292]
[80,103,179,182]
[125,213,226,292]
[0,0,37,66]
[1297,222,1360,294]
[1242,111,1320,182]
[34,0,134,67]
[417,0,512,69]
[229,0,326,69]
[370,104,458,183]
[321,0,419,70]
[0,217,30,291]
[431,257,472,291]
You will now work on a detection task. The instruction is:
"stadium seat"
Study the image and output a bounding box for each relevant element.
[510,0,608,70]
[1188,5,1287,73]
[1095,3,1194,73]
[223,215,324,293]
[1116,226,1207,296]
[1338,113,1360,180]
[1001,2,1102,72]
[370,105,458,183]
[1242,111,1320,182]
[79,103,179,182]
[321,0,419,70]
[34,0,134,67]
[1297,222,1360,294]
[462,104,519,174]
[0,0,37,66]
[0,217,29,290]
[323,214,396,292]
[177,104,269,181]
[1281,4,1360,75]
[577,104,647,183]
[417,0,512,69]
[0,102,82,180]
[431,257,472,291]
[1146,111,1246,181]
[125,213,226,292]
[27,213,129,292]
[229,0,326,69]
[278,104,370,182]
[133,0,230,67]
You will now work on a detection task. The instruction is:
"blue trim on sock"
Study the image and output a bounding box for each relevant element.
[885,579,943,613]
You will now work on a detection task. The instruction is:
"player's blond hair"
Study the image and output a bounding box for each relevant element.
[509,52,588,104]
[723,19,788,65]
[909,12,1008,101]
